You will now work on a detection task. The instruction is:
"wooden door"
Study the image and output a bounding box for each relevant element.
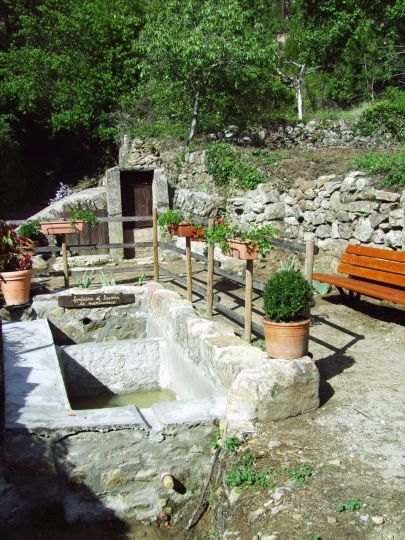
[133,182,152,228]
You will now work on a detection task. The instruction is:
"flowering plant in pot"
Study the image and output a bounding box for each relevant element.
[0,220,33,305]
[204,222,278,260]
[262,266,313,359]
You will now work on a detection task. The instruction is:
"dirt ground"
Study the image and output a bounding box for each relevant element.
[1,256,404,540]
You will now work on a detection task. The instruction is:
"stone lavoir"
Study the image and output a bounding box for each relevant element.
[2,283,319,524]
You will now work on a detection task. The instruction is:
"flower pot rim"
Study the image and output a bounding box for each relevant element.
[263,315,310,326]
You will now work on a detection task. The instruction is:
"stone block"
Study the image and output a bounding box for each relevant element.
[226,357,319,431]
[353,218,374,242]
[264,202,285,220]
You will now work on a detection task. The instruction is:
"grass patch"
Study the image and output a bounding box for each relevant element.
[305,102,369,123]
[350,150,405,188]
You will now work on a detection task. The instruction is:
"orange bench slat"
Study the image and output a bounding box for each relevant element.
[337,262,405,287]
[312,272,405,305]
[341,253,405,276]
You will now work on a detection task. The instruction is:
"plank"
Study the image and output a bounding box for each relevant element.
[337,262,405,287]
[312,272,405,305]
[58,293,135,308]
[341,253,405,276]
[346,244,405,263]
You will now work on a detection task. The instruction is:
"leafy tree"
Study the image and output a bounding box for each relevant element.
[0,0,143,140]
[137,0,278,144]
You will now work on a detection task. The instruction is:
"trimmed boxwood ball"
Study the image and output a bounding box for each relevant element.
[263,269,313,323]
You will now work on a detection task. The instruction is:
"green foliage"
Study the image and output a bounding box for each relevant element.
[210,428,222,450]
[77,271,95,289]
[263,269,313,323]
[100,272,116,287]
[157,210,183,227]
[18,219,41,240]
[350,150,405,188]
[136,273,147,286]
[223,436,241,453]
[357,88,405,143]
[288,463,314,486]
[226,453,272,490]
[206,143,265,190]
[336,498,363,512]
[137,0,278,142]
[204,222,278,259]
[206,143,237,187]
[69,209,100,227]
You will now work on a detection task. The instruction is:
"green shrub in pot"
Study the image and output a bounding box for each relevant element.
[262,268,313,359]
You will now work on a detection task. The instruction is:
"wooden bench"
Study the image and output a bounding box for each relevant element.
[313,244,405,305]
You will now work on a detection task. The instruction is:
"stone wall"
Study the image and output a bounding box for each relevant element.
[61,338,162,397]
[120,137,404,265]
[206,120,398,149]
[30,286,148,344]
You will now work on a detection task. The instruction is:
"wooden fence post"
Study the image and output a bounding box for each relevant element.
[61,234,69,288]
[206,218,215,317]
[244,259,253,342]
[186,236,192,302]
[153,208,159,282]
[304,237,315,354]
[304,237,315,284]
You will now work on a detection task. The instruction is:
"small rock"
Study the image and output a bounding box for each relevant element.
[292,513,301,520]
[272,487,291,501]
[359,514,369,523]
[228,488,241,506]
[327,516,337,524]
[328,459,342,466]
[263,499,274,508]
[268,440,282,449]
[249,507,265,523]
[261,535,278,540]
[271,505,286,516]
[372,516,384,525]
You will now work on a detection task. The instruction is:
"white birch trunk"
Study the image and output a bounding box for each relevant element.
[294,78,304,121]
[186,90,200,145]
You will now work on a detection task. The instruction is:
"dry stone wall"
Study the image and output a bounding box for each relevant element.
[119,134,404,265]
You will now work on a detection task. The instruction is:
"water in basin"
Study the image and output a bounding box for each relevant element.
[70,388,176,410]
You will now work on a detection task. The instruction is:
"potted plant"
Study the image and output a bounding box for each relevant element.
[262,267,313,359]
[18,219,42,247]
[0,220,33,306]
[40,208,100,235]
[157,209,184,236]
[204,222,278,260]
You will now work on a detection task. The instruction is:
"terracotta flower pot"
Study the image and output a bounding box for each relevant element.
[190,226,206,242]
[167,224,179,236]
[40,221,84,235]
[177,222,194,237]
[227,238,258,260]
[0,269,32,306]
[262,316,310,359]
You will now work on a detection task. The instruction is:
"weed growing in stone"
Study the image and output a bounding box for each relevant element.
[223,436,241,453]
[336,498,363,512]
[210,428,222,449]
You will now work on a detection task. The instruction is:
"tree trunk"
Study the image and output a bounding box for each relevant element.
[294,78,304,120]
[186,90,200,146]
[280,0,286,18]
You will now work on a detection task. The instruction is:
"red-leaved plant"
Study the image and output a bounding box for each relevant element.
[0,220,33,272]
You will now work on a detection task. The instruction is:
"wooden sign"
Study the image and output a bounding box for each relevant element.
[58,293,135,309]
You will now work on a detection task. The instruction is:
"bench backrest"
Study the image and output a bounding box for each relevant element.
[338,245,405,288]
